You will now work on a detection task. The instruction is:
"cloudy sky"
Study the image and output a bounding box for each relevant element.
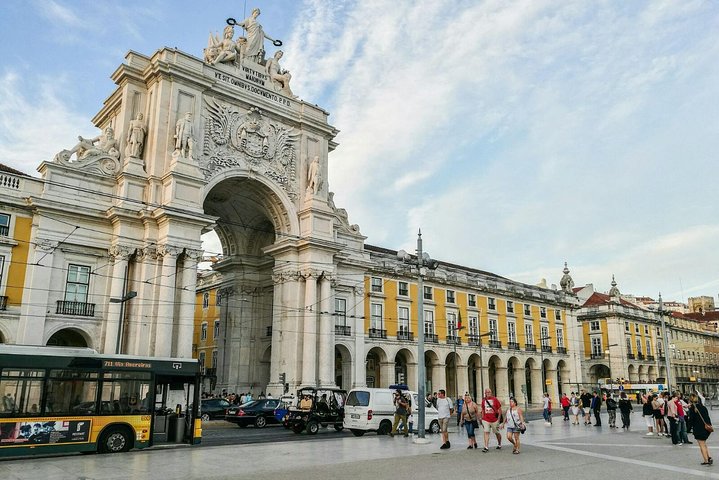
[0,0,717,302]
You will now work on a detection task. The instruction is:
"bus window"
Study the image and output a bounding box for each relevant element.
[0,369,45,416]
[46,370,99,415]
[101,372,151,414]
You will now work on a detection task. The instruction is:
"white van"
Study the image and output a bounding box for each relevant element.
[343,388,440,436]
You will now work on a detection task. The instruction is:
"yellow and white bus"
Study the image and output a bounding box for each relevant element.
[0,344,201,457]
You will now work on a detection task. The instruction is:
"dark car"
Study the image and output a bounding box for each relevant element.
[286,387,346,435]
[225,399,281,428]
[200,398,231,421]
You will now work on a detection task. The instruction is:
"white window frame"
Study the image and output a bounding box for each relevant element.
[370,303,383,330]
[556,328,564,347]
[447,312,457,337]
[590,320,600,331]
[626,336,632,353]
[508,321,516,343]
[591,337,602,356]
[488,297,496,310]
[424,310,435,335]
[335,298,347,327]
[555,310,561,321]
[0,213,9,236]
[398,281,409,297]
[489,318,498,341]
[468,294,476,307]
[423,286,433,300]
[65,264,91,303]
[540,326,550,346]
[198,351,206,374]
[213,320,220,339]
[540,306,546,318]
[202,292,210,309]
[524,304,531,316]
[216,291,222,306]
[525,323,534,345]
[507,301,514,314]
[446,290,455,304]
[398,306,410,334]
[468,315,478,336]
[646,338,651,356]
[636,338,642,355]
[371,277,383,293]
[200,322,208,340]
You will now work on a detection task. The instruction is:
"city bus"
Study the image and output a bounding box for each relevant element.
[599,382,668,402]
[0,344,201,457]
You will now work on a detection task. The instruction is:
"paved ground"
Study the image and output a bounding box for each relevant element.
[1,413,717,480]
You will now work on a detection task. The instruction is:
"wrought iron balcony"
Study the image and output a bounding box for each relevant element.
[637,353,645,360]
[627,353,635,359]
[0,225,8,236]
[525,343,537,352]
[557,347,567,354]
[646,355,655,361]
[446,335,461,346]
[541,345,553,353]
[659,355,666,362]
[368,328,387,339]
[396,330,413,341]
[427,334,439,344]
[335,325,352,336]
[266,326,272,337]
[488,340,502,349]
[590,353,605,359]
[56,300,95,317]
[0,295,7,311]
[507,342,521,350]
[467,335,480,346]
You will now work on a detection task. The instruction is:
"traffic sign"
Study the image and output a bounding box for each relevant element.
[619,385,624,391]
[545,379,552,385]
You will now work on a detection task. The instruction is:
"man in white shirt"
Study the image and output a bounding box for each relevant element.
[436,389,454,449]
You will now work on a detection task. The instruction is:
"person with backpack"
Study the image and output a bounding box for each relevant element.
[606,393,618,428]
[389,389,410,437]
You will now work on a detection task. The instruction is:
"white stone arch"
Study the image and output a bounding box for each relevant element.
[638,364,648,382]
[466,353,481,400]
[44,326,93,349]
[0,323,11,344]
[202,170,300,241]
[487,354,503,396]
[392,347,414,387]
[524,357,541,404]
[424,349,441,394]
[627,364,639,383]
[648,365,657,382]
[335,343,353,391]
[366,346,389,388]
[507,356,522,400]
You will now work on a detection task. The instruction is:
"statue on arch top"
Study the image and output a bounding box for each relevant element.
[57,126,120,162]
[226,7,282,65]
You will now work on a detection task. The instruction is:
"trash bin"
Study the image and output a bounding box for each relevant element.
[167,414,186,442]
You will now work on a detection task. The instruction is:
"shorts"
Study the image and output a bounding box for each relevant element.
[644,415,655,428]
[439,417,450,433]
[583,407,590,415]
[506,427,518,434]
[571,406,580,416]
[482,419,500,434]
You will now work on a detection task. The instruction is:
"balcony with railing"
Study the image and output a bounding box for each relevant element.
[467,335,480,346]
[0,225,8,236]
[446,335,461,346]
[646,355,655,361]
[541,345,553,353]
[368,328,387,339]
[557,347,567,354]
[335,325,352,336]
[427,334,439,344]
[637,353,645,360]
[590,353,605,359]
[0,296,7,311]
[396,330,413,341]
[659,355,666,362]
[627,353,635,359]
[56,300,95,317]
[507,342,520,350]
[488,340,502,349]
[525,343,537,352]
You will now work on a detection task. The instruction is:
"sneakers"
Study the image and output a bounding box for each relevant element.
[646,432,655,436]
[496,445,502,450]
[440,442,450,450]
[482,447,489,453]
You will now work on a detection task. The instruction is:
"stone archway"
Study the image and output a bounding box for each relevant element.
[648,365,657,383]
[487,355,502,396]
[445,352,462,401]
[366,347,388,387]
[46,328,89,347]
[525,358,541,404]
[557,359,570,396]
[589,364,610,384]
[335,344,352,391]
[627,364,638,383]
[466,353,481,400]
[425,350,440,394]
[395,348,414,386]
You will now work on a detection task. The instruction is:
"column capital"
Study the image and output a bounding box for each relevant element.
[157,244,183,258]
[109,244,136,260]
[184,248,204,262]
[301,268,321,279]
[217,286,235,298]
[137,246,160,261]
[272,270,302,284]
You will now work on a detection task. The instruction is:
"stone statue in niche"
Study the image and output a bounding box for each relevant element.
[125,113,147,158]
[174,112,195,159]
[60,126,120,162]
[306,155,321,195]
[266,51,296,98]
[232,7,281,64]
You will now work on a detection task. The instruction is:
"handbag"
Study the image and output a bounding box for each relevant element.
[695,407,714,433]
[519,423,527,434]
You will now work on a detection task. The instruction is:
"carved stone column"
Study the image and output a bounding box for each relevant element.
[495,366,509,402]
[18,239,57,345]
[380,361,395,387]
[433,363,447,394]
[406,362,418,391]
[530,367,543,405]
[318,274,334,387]
[301,270,318,386]
[154,245,181,357]
[127,246,160,355]
[352,285,367,388]
[176,248,202,358]
[103,245,135,354]
[457,363,469,399]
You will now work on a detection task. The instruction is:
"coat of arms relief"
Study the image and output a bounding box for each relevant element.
[201,97,300,199]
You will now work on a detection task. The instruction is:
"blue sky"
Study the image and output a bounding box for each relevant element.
[1,0,718,302]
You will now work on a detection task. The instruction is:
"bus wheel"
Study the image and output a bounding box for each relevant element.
[99,427,132,453]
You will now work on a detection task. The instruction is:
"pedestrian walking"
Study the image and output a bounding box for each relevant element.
[652,393,667,437]
[459,393,479,449]
[456,395,464,427]
[618,392,633,429]
[542,392,552,425]
[561,393,570,421]
[688,393,712,466]
[389,389,410,437]
[667,391,679,445]
[436,389,454,450]
[570,392,581,425]
[503,397,525,454]
[677,393,691,445]
[644,394,656,436]
[591,391,602,426]
[480,388,503,452]
[606,393,618,428]
[580,389,593,425]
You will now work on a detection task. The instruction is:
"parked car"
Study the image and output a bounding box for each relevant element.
[343,387,440,436]
[225,399,281,428]
[200,398,232,421]
[285,387,346,434]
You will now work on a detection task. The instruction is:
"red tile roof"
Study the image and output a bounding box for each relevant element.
[581,291,642,309]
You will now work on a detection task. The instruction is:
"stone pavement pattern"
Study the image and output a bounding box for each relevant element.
[1,415,718,480]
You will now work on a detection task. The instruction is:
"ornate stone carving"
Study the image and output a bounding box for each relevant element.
[54,126,121,175]
[231,8,280,65]
[328,192,361,234]
[217,286,235,298]
[174,112,196,159]
[35,238,58,252]
[559,262,575,293]
[137,246,159,261]
[206,25,245,66]
[266,51,295,98]
[306,155,321,196]
[109,244,136,260]
[157,245,183,258]
[202,98,300,198]
[184,248,205,262]
[125,113,147,159]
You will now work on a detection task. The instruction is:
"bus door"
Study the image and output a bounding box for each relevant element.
[152,374,199,445]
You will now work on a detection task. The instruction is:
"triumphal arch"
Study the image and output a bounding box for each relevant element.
[17,11,369,395]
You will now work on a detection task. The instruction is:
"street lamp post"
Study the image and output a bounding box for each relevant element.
[539,336,551,394]
[398,230,438,442]
[109,290,137,354]
[658,294,673,392]
[477,331,492,400]
[604,343,619,394]
[452,323,465,403]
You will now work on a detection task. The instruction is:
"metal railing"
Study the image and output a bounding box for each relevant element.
[646,355,655,361]
[368,328,387,339]
[488,340,502,349]
[590,353,605,359]
[55,300,95,317]
[397,331,413,341]
[335,325,352,336]
[627,353,635,359]
[446,335,461,346]
[637,353,645,360]
[507,342,520,350]
[467,335,480,346]
[0,296,7,310]
[0,225,9,236]
[557,347,567,354]
[427,334,439,344]
[541,345,553,353]
[525,343,537,352]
